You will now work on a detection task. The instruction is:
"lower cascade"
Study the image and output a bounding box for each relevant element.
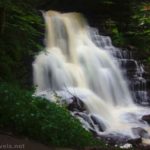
[33,11,150,145]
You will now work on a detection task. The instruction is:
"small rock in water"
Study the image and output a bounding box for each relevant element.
[74,112,95,129]
[142,114,150,124]
[90,115,106,132]
[67,96,85,112]
[132,127,149,138]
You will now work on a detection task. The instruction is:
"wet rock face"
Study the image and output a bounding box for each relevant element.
[90,115,106,132]
[121,60,137,70]
[142,114,150,124]
[75,113,95,128]
[126,61,150,105]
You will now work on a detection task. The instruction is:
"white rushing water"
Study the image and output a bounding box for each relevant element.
[33,11,150,143]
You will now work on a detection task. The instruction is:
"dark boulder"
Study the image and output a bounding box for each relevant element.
[121,59,137,70]
[132,127,149,138]
[127,137,142,147]
[67,96,85,112]
[142,114,150,124]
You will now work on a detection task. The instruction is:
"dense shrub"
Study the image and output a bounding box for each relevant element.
[0,0,43,86]
[0,82,104,148]
[126,2,150,52]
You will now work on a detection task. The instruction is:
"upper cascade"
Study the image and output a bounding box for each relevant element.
[33,11,133,106]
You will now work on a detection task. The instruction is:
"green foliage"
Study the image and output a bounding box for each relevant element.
[126,2,150,51]
[0,82,103,148]
[101,0,150,58]
[0,0,43,86]
[104,19,126,46]
[146,57,150,64]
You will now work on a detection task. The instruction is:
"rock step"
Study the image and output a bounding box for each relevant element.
[118,59,138,70]
[128,79,150,91]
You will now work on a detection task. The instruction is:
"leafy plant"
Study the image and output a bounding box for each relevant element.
[0,0,44,86]
[0,82,104,148]
[104,19,126,46]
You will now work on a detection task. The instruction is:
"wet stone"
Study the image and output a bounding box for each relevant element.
[90,115,106,132]
[127,137,142,147]
[132,127,149,138]
[142,114,150,124]
[67,96,85,112]
[99,133,130,145]
[120,59,137,70]
[74,112,95,129]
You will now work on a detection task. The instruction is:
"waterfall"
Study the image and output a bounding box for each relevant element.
[33,11,150,143]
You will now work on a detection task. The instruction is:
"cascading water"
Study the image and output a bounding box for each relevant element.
[33,11,150,145]
[91,28,150,106]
